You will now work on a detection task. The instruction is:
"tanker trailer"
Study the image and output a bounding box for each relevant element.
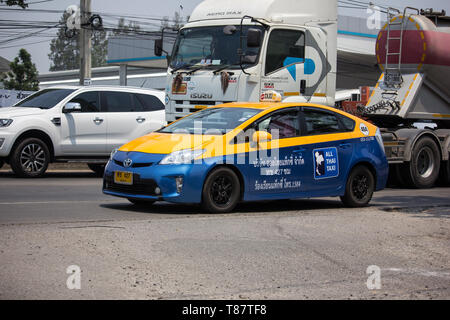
[362,7,450,188]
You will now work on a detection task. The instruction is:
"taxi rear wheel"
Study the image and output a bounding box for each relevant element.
[340,165,375,207]
[202,167,240,213]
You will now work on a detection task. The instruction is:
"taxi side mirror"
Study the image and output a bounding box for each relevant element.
[252,131,272,144]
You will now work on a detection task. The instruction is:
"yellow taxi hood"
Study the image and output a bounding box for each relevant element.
[119,132,219,155]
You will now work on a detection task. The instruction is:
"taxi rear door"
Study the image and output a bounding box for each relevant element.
[298,107,355,195]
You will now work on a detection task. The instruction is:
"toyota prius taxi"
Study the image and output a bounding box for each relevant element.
[103,102,388,213]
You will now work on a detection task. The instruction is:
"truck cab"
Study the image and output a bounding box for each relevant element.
[161,0,338,123]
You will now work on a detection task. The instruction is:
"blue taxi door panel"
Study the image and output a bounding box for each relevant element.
[238,142,308,201]
[303,139,354,195]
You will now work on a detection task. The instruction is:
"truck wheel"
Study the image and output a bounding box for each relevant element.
[202,167,241,213]
[87,163,106,177]
[401,137,440,188]
[10,138,50,178]
[340,165,375,207]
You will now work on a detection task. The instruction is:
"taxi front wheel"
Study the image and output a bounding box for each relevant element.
[340,165,375,208]
[202,167,241,213]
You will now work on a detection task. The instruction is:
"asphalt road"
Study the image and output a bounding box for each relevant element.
[0,170,449,299]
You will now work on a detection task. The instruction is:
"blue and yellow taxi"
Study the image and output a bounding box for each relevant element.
[103,102,388,212]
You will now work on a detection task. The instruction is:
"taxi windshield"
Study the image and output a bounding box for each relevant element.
[159,107,262,135]
[170,25,264,70]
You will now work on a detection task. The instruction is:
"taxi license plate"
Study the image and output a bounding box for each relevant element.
[114,171,133,185]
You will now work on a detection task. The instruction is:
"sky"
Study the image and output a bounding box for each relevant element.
[0,0,449,73]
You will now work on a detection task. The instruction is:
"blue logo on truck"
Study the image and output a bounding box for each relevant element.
[313,147,339,180]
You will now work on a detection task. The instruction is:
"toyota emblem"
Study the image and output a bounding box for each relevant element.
[123,159,133,168]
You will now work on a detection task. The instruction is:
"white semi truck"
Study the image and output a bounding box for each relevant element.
[155,0,450,188]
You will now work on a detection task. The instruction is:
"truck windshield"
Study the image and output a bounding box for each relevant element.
[14,89,75,109]
[159,107,261,135]
[170,25,265,70]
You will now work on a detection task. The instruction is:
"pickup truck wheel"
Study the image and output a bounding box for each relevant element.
[10,138,50,178]
[340,165,375,207]
[401,137,440,188]
[87,163,105,177]
[202,167,240,213]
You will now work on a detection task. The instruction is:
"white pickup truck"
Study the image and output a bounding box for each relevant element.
[0,85,166,177]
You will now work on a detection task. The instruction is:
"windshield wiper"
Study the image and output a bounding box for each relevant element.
[170,64,195,74]
[212,64,238,75]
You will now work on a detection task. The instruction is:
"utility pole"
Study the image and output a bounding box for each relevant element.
[79,0,92,85]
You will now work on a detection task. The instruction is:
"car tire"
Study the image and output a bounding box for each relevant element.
[202,167,241,213]
[88,163,106,177]
[400,137,440,189]
[340,165,375,207]
[128,199,155,206]
[10,138,50,178]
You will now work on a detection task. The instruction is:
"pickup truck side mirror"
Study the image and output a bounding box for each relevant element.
[154,39,163,57]
[247,28,262,48]
[252,131,272,144]
[63,102,82,113]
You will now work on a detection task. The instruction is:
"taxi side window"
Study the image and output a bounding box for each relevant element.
[260,111,300,139]
[69,91,100,113]
[233,110,300,144]
[302,110,343,135]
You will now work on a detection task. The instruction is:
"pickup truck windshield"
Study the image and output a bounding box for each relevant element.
[170,25,264,70]
[159,107,261,135]
[14,89,75,109]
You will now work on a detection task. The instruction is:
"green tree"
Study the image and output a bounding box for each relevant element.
[0,0,28,8]
[0,48,39,91]
[48,12,108,71]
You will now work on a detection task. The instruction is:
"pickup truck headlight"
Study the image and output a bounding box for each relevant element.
[0,119,13,127]
[160,149,206,165]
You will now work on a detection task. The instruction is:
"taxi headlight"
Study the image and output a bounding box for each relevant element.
[0,119,13,127]
[160,149,206,165]
[110,148,119,161]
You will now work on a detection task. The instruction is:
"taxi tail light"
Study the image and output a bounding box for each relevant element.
[375,128,385,154]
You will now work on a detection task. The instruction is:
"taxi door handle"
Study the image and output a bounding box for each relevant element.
[339,143,351,149]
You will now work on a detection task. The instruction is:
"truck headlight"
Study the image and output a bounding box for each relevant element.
[160,149,206,165]
[0,119,13,127]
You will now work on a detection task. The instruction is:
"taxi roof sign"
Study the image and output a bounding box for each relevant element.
[260,90,282,102]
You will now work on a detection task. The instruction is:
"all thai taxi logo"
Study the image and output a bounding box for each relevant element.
[123,159,133,168]
[360,123,370,136]
[314,147,339,180]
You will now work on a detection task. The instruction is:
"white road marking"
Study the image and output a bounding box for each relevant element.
[383,268,450,280]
